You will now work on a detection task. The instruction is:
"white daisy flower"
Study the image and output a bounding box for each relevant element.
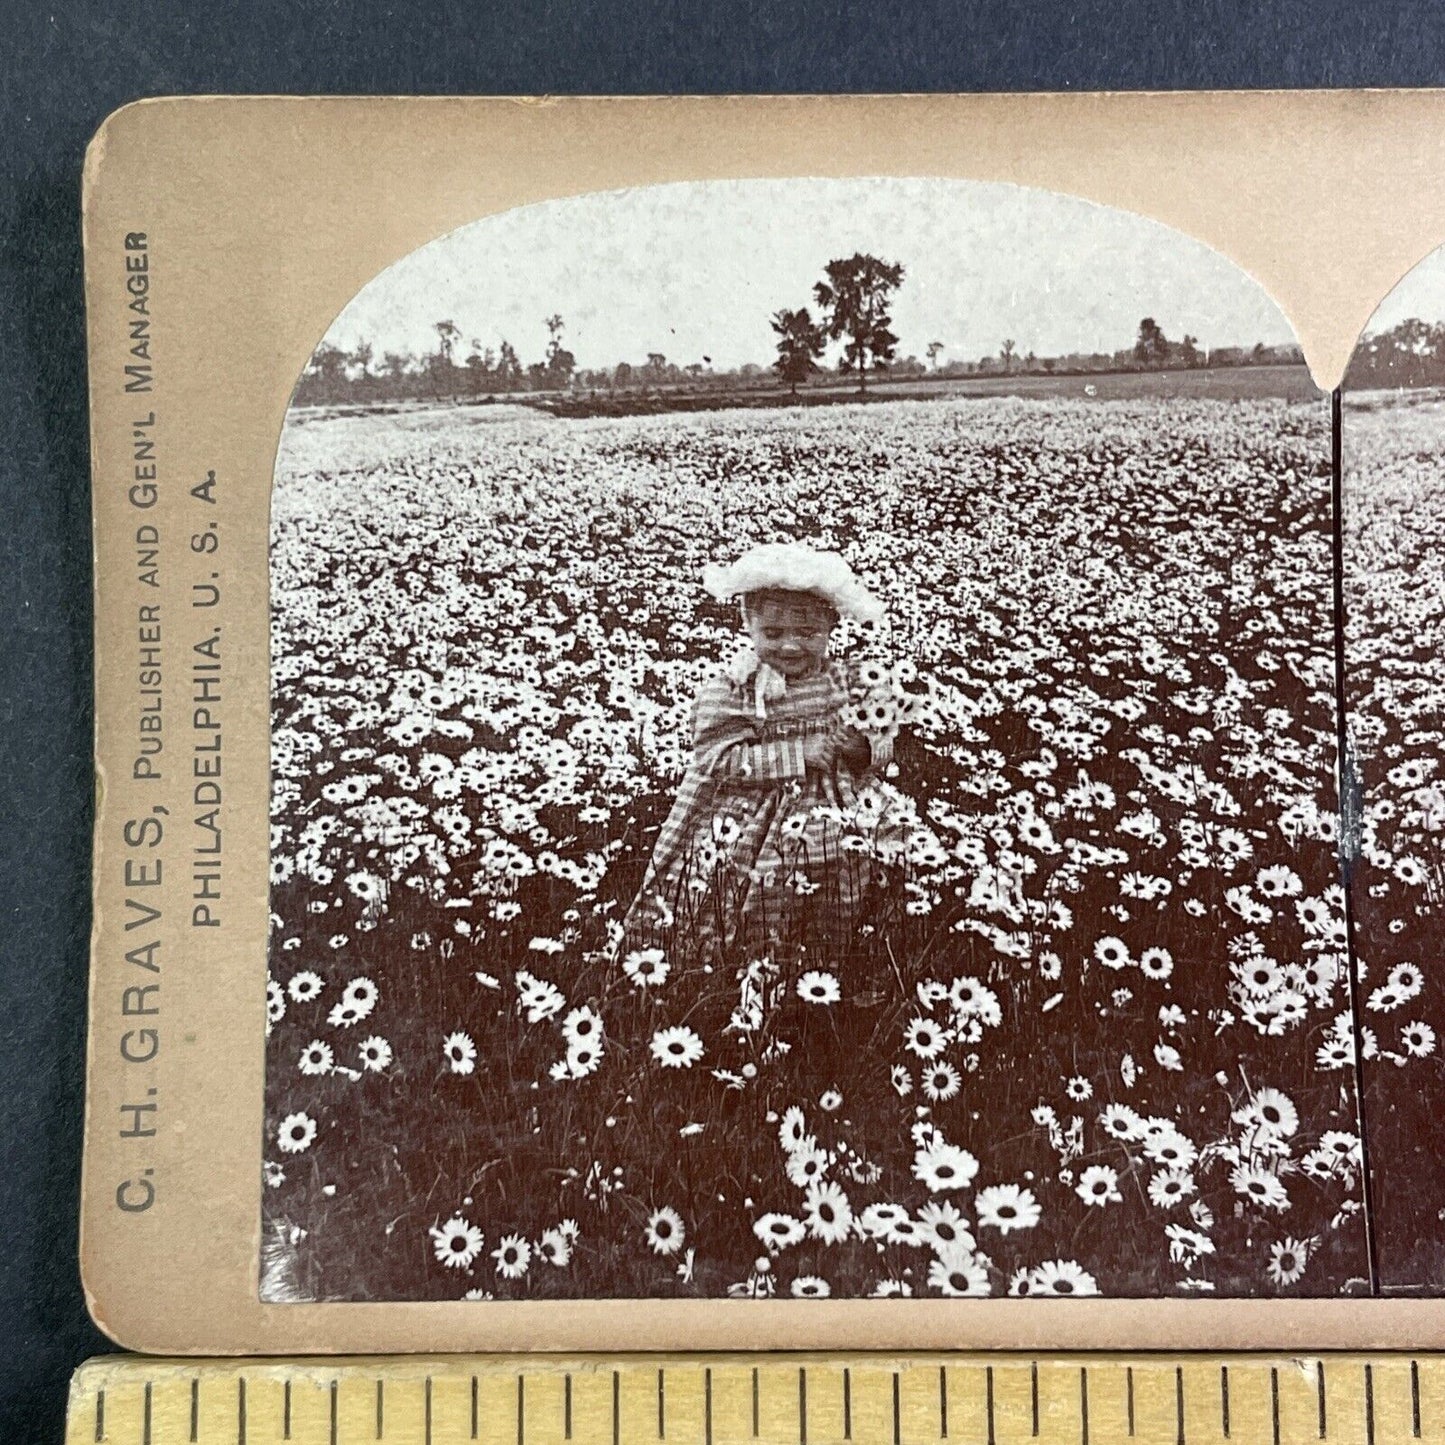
[796,971,841,1005]
[443,1030,477,1075]
[430,1215,484,1269]
[1075,1165,1122,1207]
[287,970,323,1003]
[928,1256,991,1297]
[622,948,670,987]
[645,1207,685,1257]
[791,1275,831,1298]
[801,1182,853,1244]
[912,1140,979,1194]
[753,1213,806,1252]
[1030,1259,1099,1297]
[297,1039,333,1076]
[276,1112,317,1155]
[903,1016,950,1060]
[916,1200,976,1255]
[1267,1236,1311,1287]
[358,1035,392,1071]
[1230,1164,1291,1212]
[536,1229,572,1267]
[1147,1170,1196,1209]
[650,1025,704,1069]
[492,1234,532,1279]
[974,1183,1041,1234]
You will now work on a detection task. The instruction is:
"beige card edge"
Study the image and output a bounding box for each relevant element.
[81,91,1445,1355]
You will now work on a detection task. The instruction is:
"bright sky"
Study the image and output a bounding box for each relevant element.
[1364,246,1445,332]
[324,177,1298,371]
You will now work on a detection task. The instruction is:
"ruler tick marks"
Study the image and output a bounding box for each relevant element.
[799,1369,808,1445]
[1126,1366,1135,1437]
[1316,1360,1326,1440]
[704,1369,712,1445]
[191,1379,199,1444]
[143,1382,152,1445]
[1220,1366,1230,1438]
[472,1376,479,1441]
[1271,1368,1280,1445]
[565,1374,573,1441]
[1031,1363,1039,1438]
[614,1370,622,1445]
[1365,1362,1375,1445]
[891,1372,901,1445]
[1175,1367,1184,1445]
[377,1379,385,1440]
[985,1366,994,1445]
[1412,1359,1422,1437]
[1080,1367,1090,1445]
[659,1368,666,1439]
[284,1379,292,1439]
[95,1388,104,1442]
[939,1366,949,1440]
[843,1368,852,1440]
[752,1368,759,1438]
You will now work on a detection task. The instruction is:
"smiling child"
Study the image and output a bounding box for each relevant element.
[624,541,907,960]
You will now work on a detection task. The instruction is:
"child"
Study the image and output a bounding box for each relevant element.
[624,542,908,961]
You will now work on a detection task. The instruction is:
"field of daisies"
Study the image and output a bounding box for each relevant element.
[262,393,1372,1303]
[1343,393,1445,1288]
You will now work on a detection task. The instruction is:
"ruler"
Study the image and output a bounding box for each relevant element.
[65,1352,1442,1444]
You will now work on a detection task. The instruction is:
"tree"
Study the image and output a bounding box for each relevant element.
[926,340,943,370]
[302,342,349,403]
[999,339,1016,374]
[544,314,576,387]
[311,342,347,382]
[770,306,826,396]
[1134,317,1170,367]
[1180,334,1200,368]
[495,340,522,390]
[434,319,460,365]
[812,253,905,394]
[428,320,462,395]
[463,343,490,395]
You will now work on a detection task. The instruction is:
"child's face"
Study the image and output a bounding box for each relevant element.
[743,593,835,680]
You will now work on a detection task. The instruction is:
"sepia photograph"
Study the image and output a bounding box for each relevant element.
[259,177,1366,1304]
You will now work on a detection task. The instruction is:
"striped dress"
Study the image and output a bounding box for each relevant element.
[624,655,898,956]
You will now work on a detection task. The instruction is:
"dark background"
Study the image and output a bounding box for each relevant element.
[5,3,1444,1437]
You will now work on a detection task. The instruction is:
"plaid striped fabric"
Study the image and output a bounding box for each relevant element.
[625,657,894,940]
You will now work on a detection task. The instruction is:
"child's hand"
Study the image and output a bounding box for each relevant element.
[803,734,838,772]
[834,727,872,773]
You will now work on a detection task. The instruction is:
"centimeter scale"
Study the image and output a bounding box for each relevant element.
[66,1353,1444,1445]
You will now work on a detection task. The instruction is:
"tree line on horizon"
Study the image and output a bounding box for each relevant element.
[1344,318,1445,388]
[292,257,1305,408]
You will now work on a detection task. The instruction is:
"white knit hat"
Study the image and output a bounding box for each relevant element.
[702,542,885,624]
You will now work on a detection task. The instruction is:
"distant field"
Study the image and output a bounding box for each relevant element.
[788,363,1320,405]
[289,365,1321,427]
[541,363,1321,417]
